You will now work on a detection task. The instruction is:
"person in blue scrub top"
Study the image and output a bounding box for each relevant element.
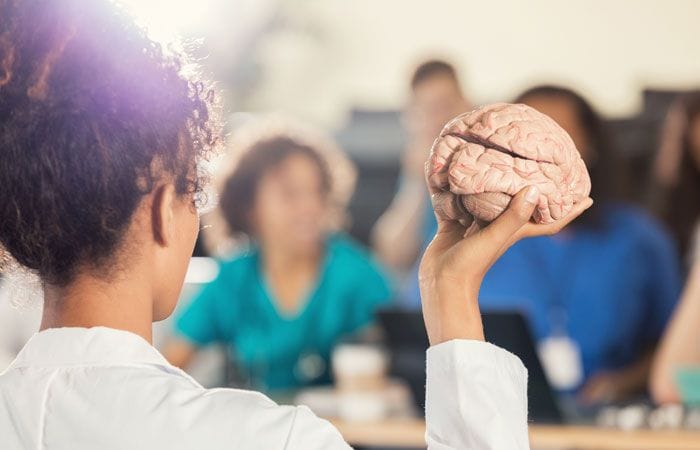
[481,86,683,405]
[165,131,392,391]
[403,85,681,405]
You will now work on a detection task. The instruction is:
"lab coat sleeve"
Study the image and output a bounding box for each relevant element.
[283,405,352,449]
[425,340,530,450]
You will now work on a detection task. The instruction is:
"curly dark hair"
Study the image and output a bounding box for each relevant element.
[220,136,331,236]
[0,0,220,285]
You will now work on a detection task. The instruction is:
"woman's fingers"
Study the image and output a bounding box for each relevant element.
[444,187,540,275]
[475,187,542,265]
[519,197,594,239]
[477,186,540,250]
[499,196,594,253]
[453,189,593,272]
[423,145,594,270]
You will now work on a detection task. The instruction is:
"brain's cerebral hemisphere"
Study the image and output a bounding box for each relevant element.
[427,103,592,224]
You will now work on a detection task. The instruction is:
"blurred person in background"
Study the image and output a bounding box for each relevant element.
[402,85,681,406]
[371,59,469,275]
[164,127,392,391]
[479,85,681,405]
[650,260,700,404]
[652,92,700,267]
[649,93,700,404]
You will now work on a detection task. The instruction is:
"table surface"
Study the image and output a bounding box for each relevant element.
[330,418,700,449]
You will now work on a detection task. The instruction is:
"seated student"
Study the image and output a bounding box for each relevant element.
[0,1,591,448]
[477,86,682,404]
[402,86,681,405]
[164,129,392,391]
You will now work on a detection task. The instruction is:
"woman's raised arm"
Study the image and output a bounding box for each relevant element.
[418,177,592,448]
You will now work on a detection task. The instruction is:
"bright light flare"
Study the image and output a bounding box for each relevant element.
[117,0,217,42]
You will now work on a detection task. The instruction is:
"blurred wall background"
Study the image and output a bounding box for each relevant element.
[124,0,700,245]
[176,0,700,126]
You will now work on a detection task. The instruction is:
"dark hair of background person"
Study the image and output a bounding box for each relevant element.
[410,59,459,91]
[219,136,332,236]
[662,93,700,260]
[515,85,625,228]
[0,0,220,286]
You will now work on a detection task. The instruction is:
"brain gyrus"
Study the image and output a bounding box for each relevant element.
[427,103,592,224]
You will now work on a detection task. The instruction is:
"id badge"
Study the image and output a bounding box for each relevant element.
[538,335,584,390]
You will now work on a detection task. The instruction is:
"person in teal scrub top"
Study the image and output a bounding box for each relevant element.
[165,130,392,391]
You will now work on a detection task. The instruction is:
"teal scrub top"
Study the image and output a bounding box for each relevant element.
[175,233,392,391]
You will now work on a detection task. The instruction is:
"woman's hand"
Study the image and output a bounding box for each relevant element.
[419,171,593,346]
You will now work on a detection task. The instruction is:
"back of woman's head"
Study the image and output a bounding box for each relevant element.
[515,85,623,226]
[0,0,219,285]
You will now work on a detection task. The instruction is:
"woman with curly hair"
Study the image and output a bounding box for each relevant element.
[0,0,589,448]
[165,122,392,391]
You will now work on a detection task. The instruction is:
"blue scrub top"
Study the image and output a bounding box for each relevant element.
[175,233,392,391]
[404,203,681,385]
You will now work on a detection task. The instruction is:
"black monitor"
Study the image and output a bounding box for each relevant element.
[378,309,565,424]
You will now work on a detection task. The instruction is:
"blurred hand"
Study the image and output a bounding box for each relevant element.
[580,352,654,406]
[578,372,623,405]
[419,170,593,346]
[402,140,434,182]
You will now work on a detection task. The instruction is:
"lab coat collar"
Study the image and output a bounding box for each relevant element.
[7,326,171,369]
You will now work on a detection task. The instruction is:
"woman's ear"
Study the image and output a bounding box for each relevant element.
[151,183,177,247]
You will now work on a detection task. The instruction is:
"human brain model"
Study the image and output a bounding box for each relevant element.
[427,103,591,224]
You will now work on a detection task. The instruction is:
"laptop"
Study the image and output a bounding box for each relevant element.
[377,309,565,424]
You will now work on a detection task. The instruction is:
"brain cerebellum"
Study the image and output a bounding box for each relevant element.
[427,103,592,224]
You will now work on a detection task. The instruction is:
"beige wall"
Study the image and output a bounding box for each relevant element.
[247,0,700,127]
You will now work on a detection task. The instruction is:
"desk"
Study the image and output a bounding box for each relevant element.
[330,418,700,449]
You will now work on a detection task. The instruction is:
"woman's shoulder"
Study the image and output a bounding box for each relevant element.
[327,233,379,264]
[211,249,260,282]
[128,369,334,448]
[602,202,676,251]
[219,245,260,266]
[603,202,668,234]
[324,233,393,299]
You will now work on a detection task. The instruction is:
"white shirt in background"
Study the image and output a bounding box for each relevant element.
[0,327,529,450]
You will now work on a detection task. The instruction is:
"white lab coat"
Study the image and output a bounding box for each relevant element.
[0,280,41,371]
[0,327,529,449]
